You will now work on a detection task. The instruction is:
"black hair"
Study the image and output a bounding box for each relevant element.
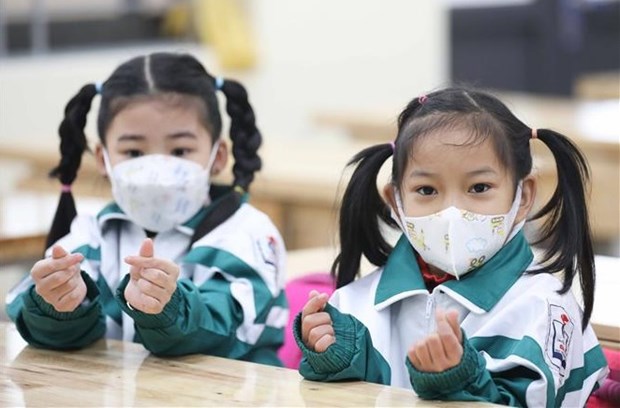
[47,52,262,248]
[333,87,595,329]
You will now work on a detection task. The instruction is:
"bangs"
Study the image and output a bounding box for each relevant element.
[103,93,214,142]
[395,112,515,184]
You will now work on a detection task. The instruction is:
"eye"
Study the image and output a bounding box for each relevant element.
[171,147,192,157]
[125,149,143,158]
[416,186,437,196]
[469,183,490,193]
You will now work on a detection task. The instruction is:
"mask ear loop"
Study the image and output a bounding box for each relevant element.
[206,140,221,173]
[505,182,525,243]
[202,140,222,206]
[102,148,114,178]
[390,186,409,233]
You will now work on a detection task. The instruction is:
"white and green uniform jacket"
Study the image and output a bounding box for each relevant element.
[6,191,288,366]
[294,233,608,406]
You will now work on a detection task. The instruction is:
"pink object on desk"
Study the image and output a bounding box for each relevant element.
[587,347,620,407]
[278,272,335,369]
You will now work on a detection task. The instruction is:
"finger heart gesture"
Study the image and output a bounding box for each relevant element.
[123,238,180,314]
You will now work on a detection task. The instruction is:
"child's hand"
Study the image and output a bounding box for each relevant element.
[31,245,86,312]
[124,238,180,314]
[301,290,335,352]
[408,309,463,372]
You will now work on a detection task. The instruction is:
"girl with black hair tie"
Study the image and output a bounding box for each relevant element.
[6,52,287,366]
[295,87,608,405]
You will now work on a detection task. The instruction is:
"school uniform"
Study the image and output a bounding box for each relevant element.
[6,189,288,366]
[294,232,608,406]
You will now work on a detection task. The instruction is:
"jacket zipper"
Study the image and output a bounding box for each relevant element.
[425,292,435,334]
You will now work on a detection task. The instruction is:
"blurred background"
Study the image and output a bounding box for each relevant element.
[0,0,619,319]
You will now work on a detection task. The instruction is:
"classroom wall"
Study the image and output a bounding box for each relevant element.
[246,0,448,139]
[0,1,447,152]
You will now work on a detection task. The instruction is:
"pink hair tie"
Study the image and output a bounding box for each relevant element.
[389,141,396,152]
[419,95,428,104]
[531,128,538,139]
[61,184,72,193]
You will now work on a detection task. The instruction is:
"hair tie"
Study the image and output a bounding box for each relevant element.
[61,184,72,193]
[234,185,245,195]
[419,95,428,104]
[95,82,103,94]
[215,77,225,91]
[531,128,538,139]
[389,141,396,152]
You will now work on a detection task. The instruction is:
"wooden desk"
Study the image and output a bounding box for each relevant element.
[575,72,620,100]
[589,255,620,350]
[0,322,488,407]
[314,94,620,244]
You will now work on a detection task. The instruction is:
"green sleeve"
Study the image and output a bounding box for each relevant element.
[407,333,524,406]
[293,304,391,385]
[116,273,282,365]
[6,271,106,350]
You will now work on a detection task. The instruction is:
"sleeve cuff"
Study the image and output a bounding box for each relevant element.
[407,331,484,397]
[293,303,357,374]
[28,271,100,321]
[116,274,183,329]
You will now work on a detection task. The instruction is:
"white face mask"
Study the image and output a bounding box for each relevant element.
[103,142,220,233]
[392,184,524,279]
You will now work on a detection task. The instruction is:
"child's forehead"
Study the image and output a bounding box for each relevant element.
[113,92,206,114]
[406,128,505,170]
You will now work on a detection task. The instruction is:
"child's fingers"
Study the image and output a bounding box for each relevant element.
[436,319,463,366]
[301,312,333,344]
[407,346,423,369]
[445,309,462,342]
[435,309,461,338]
[38,268,76,292]
[37,268,85,311]
[412,340,433,370]
[313,333,336,353]
[31,254,83,280]
[139,238,154,258]
[51,245,68,259]
[308,289,320,299]
[124,257,179,277]
[136,278,169,303]
[54,276,87,312]
[131,291,163,315]
[139,268,168,289]
[301,292,329,319]
[429,332,463,372]
[307,323,335,350]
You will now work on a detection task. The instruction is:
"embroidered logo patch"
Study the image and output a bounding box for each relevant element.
[257,236,277,267]
[546,304,574,378]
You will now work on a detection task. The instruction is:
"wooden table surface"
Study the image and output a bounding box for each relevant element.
[0,322,494,407]
[587,255,620,349]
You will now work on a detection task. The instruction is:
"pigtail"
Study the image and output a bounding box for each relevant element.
[332,144,396,288]
[530,129,594,329]
[46,84,98,249]
[218,78,262,191]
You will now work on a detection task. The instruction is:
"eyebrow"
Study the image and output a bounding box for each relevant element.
[167,132,198,140]
[116,132,198,143]
[116,134,145,142]
[466,166,498,176]
[409,169,434,178]
[408,166,498,178]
